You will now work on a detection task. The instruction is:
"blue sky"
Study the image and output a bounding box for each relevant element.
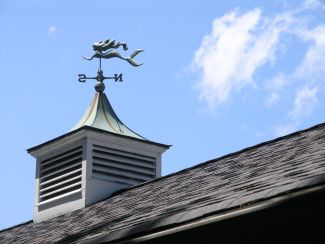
[1,0,325,229]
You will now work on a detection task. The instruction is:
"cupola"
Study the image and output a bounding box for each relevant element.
[28,39,170,223]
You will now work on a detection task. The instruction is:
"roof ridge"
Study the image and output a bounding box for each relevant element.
[0,220,32,233]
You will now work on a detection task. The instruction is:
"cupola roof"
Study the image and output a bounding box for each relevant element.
[71,91,145,140]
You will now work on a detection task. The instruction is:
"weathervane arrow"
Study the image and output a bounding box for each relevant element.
[78,38,144,92]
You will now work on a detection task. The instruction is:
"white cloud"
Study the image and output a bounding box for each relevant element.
[256,131,265,138]
[265,92,280,107]
[275,85,318,136]
[192,9,261,107]
[266,73,290,91]
[275,123,297,137]
[264,73,290,107]
[192,0,325,138]
[273,20,324,137]
[48,26,57,36]
[301,0,325,10]
[295,26,325,81]
[192,7,295,108]
[289,85,318,120]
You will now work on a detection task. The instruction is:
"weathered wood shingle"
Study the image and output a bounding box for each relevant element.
[1,123,325,243]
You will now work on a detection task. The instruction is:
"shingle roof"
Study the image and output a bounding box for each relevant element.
[2,122,325,243]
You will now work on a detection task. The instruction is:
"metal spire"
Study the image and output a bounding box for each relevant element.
[73,38,145,139]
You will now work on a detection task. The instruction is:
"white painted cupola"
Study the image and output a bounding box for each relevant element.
[28,66,170,223]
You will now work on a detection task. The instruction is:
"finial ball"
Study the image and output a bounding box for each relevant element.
[95,81,105,92]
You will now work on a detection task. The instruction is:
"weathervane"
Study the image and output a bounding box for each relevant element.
[78,38,144,92]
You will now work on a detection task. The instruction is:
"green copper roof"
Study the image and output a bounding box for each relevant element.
[72,92,146,140]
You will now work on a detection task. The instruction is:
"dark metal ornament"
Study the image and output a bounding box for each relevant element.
[78,38,143,92]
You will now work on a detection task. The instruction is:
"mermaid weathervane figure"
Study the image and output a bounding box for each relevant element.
[78,38,143,92]
[83,38,144,67]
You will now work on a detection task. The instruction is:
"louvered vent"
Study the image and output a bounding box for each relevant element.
[92,144,156,185]
[39,146,83,203]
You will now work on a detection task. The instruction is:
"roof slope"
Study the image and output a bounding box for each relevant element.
[71,92,145,140]
[2,123,325,243]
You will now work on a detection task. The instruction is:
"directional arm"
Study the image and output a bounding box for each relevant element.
[78,74,97,83]
[78,69,123,86]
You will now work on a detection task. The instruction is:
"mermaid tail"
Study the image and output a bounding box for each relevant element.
[82,49,144,66]
[126,49,144,66]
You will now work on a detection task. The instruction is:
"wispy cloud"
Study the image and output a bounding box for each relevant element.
[295,26,325,81]
[302,0,325,10]
[48,26,57,37]
[290,86,318,120]
[266,73,290,91]
[275,123,297,137]
[265,92,280,108]
[192,0,325,137]
[275,85,318,136]
[265,73,290,107]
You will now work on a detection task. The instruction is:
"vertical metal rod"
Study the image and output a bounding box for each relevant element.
[99,58,102,70]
